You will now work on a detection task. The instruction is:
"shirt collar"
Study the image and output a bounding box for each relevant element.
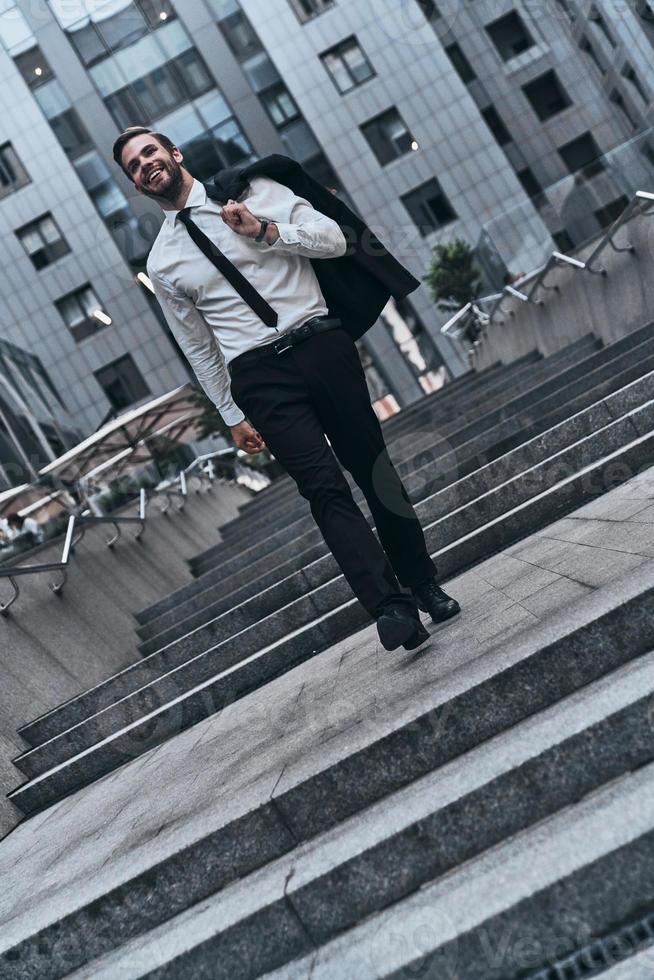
[164,178,208,225]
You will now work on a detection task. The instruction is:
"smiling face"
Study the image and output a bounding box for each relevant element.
[121,133,185,201]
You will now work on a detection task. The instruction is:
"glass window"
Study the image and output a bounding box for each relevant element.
[361,107,414,165]
[176,117,253,181]
[480,105,512,146]
[31,78,70,119]
[594,194,629,227]
[49,108,93,159]
[16,213,70,270]
[321,36,375,94]
[0,4,35,56]
[139,0,175,29]
[75,150,112,191]
[90,180,128,218]
[579,35,605,75]
[445,42,477,84]
[94,3,148,51]
[156,17,193,57]
[288,0,334,23]
[115,32,166,84]
[622,64,649,103]
[610,89,638,128]
[485,11,534,61]
[0,142,30,200]
[401,178,457,235]
[55,284,108,343]
[242,51,281,93]
[279,118,320,162]
[517,166,542,198]
[131,63,182,118]
[95,355,150,411]
[67,20,108,67]
[589,5,616,46]
[89,56,126,97]
[261,83,300,127]
[174,48,213,97]
[216,8,262,61]
[105,85,145,128]
[196,90,231,128]
[157,103,205,146]
[522,69,572,120]
[13,45,54,88]
[558,131,605,178]
[211,117,253,164]
[417,0,440,21]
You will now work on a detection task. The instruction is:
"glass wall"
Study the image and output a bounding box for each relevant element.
[49,0,254,182]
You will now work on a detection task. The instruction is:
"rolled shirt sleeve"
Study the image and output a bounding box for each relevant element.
[147,267,245,427]
[249,176,347,259]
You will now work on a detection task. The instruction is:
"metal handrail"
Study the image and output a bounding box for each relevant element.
[584,189,653,272]
[72,488,147,550]
[528,252,587,302]
[0,515,76,615]
[146,471,188,514]
[449,188,653,348]
[183,449,238,490]
[440,296,498,339]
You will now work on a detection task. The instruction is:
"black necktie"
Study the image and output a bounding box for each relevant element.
[177,207,278,328]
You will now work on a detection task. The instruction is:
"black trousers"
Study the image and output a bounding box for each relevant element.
[228,327,437,618]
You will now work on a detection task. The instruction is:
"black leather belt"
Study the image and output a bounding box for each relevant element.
[229,316,342,374]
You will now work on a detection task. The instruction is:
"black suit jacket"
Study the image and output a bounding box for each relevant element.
[204,153,420,342]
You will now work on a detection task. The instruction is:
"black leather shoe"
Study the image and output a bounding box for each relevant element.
[376,597,430,651]
[411,578,460,624]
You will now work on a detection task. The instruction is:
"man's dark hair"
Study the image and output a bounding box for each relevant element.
[112,126,177,178]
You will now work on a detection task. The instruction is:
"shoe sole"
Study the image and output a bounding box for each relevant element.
[377,614,430,652]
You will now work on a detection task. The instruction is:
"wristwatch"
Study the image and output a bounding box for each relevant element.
[254,218,269,243]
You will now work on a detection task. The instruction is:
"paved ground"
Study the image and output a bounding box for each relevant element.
[2,466,654,953]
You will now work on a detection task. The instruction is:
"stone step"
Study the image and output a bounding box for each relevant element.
[9,416,654,808]
[218,336,601,543]
[262,770,654,980]
[138,371,654,656]
[378,334,597,443]
[136,339,618,626]
[63,684,654,980]
[228,351,545,523]
[192,329,649,572]
[231,333,604,528]
[16,377,654,761]
[134,350,653,646]
[191,354,654,578]
[227,340,596,529]
[5,558,654,977]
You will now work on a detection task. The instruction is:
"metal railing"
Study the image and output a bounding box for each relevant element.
[0,450,247,612]
[71,488,147,549]
[442,189,653,352]
[183,448,238,492]
[0,515,76,615]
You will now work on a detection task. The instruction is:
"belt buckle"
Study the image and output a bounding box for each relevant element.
[274,335,294,355]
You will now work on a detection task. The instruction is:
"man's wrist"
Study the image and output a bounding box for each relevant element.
[265,222,279,245]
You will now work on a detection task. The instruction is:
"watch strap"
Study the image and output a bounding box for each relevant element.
[254,219,269,243]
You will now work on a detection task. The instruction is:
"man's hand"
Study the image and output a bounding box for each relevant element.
[220,199,264,239]
[230,419,266,454]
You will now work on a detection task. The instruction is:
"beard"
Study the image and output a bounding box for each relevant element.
[139,158,184,202]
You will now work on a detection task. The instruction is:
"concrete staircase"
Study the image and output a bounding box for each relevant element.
[3,324,654,978]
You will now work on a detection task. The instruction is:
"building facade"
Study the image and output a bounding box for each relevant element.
[0,0,653,436]
[0,335,82,489]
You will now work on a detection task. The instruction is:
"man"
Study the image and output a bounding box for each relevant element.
[113,127,460,651]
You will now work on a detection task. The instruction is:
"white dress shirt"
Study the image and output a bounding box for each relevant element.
[146,175,347,426]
